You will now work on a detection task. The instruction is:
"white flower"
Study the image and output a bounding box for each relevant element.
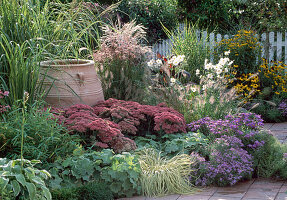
[196,69,200,76]
[191,87,197,92]
[224,50,230,56]
[207,73,213,79]
[216,68,223,75]
[156,59,162,66]
[170,78,176,83]
[177,55,185,63]
[147,59,155,67]
[173,59,180,66]
[205,63,213,70]
[228,61,234,66]
[202,85,207,90]
[224,68,229,73]
[168,57,175,64]
[218,57,229,67]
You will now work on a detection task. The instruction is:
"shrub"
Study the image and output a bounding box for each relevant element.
[232,0,287,32]
[93,21,151,101]
[138,148,195,197]
[248,130,287,178]
[190,136,253,186]
[215,30,262,76]
[0,158,51,200]
[177,0,232,32]
[117,0,178,43]
[0,102,80,163]
[259,59,287,96]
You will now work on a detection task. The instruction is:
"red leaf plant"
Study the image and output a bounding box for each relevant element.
[51,99,187,153]
[51,104,136,153]
[94,98,187,136]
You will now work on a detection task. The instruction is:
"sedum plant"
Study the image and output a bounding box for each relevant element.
[138,148,195,197]
[0,158,51,200]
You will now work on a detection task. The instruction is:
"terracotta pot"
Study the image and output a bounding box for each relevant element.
[39,59,104,107]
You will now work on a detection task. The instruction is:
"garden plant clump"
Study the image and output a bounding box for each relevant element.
[1,0,287,199]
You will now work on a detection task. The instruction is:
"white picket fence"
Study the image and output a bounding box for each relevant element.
[152,24,287,64]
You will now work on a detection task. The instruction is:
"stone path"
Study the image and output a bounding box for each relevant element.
[119,122,287,200]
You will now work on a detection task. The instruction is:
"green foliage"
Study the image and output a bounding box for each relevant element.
[250,94,287,122]
[77,181,113,200]
[0,102,80,163]
[177,0,232,32]
[215,30,262,75]
[163,23,210,83]
[230,0,287,32]
[117,0,178,43]
[135,132,209,157]
[51,181,113,200]
[137,148,195,197]
[51,187,79,200]
[248,130,287,178]
[0,158,51,200]
[47,149,141,198]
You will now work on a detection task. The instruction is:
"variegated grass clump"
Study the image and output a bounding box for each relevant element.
[138,148,195,197]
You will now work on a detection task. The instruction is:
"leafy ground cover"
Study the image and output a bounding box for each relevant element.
[0,0,287,199]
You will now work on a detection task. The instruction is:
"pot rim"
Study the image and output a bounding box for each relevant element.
[40,59,94,68]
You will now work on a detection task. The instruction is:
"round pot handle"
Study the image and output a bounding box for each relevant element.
[77,72,84,84]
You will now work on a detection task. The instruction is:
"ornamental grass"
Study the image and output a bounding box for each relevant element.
[138,148,195,197]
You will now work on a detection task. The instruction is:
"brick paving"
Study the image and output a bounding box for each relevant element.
[119,122,287,200]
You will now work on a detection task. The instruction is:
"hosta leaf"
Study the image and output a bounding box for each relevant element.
[39,170,51,179]
[0,177,9,189]
[41,186,52,200]
[25,182,36,199]
[11,180,21,196]
[31,176,45,187]
[15,174,27,187]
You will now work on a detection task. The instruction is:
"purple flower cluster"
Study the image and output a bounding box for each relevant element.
[190,136,253,186]
[188,113,263,135]
[187,113,265,150]
[278,100,287,117]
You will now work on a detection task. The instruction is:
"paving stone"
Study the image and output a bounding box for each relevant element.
[118,196,146,200]
[275,192,287,200]
[264,123,275,130]
[195,187,218,196]
[279,185,287,193]
[243,188,278,200]
[209,196,241,200]
[146,194,180,200]
[216,179,254,192]
[213,189,246,198]
[270,123,287,130]
[177,194,210,200]
[250,179,284,190]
